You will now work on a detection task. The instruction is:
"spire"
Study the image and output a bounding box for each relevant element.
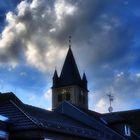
[81,72,88,90]
[82,72,87,82]
[52,69,59,87]
[60,47,81,86]
[53,69,58,79]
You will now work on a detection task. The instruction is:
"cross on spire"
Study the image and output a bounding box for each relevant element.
[69,36,71,48]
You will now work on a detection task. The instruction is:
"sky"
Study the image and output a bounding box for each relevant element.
[0,0,140,113]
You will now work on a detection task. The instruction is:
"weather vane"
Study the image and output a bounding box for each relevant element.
[107,92,114,113]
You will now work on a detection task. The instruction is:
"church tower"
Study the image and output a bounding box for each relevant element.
[52,38,88,110]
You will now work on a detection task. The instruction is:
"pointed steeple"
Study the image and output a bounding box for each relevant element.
[52,69,59,87]
[82,72,88,90]
[82,72,87,82]
[53,69,58,79]
[60,47,81,86]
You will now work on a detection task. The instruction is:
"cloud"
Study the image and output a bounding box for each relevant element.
[90,72,140,112]
[0,0,140,112]
[94,99,107,113]
[1,0,133,72]
[0,0,68,72]
[20,71,27,76]
[44,89,52,101]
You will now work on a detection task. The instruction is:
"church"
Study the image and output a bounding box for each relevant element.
[0,41,140,140]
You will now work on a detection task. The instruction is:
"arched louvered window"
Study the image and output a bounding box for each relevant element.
[58,93,63,102]
[66,92,70,101]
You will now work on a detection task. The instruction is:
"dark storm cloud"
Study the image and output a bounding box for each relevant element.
[49,0,110,43]
[0,0,132,66]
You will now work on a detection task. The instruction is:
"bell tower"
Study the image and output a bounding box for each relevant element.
[52,37,88,109]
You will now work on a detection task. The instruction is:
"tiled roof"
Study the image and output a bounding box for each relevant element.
[103,109,140,136]
[1,92,139,139]
[24,104,91,128]
[0,120,7,131]
[101,114,125,124]
[0,93,104,139]
[0,93,38,130]
[70,103,140,139]
[55,101,128,140]
[23,104,103,139]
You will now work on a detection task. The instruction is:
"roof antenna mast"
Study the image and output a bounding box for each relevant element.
[107,92,114,113]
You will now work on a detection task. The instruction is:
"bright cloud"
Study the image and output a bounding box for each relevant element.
[44,89,52,101]
[95,99,107,113]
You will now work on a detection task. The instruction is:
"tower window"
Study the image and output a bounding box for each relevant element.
[66,92,70,101]
[58,93,62,102]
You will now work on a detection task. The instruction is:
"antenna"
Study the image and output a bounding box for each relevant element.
[107,92,114,113]
[69,35,71,48]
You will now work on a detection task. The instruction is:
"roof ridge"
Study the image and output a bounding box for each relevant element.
[24,104,52,113]
[103,108,140,115]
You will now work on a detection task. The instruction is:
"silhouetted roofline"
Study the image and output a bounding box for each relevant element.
[103,108,140,115]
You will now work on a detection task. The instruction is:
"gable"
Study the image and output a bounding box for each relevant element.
[55,101,127,140]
